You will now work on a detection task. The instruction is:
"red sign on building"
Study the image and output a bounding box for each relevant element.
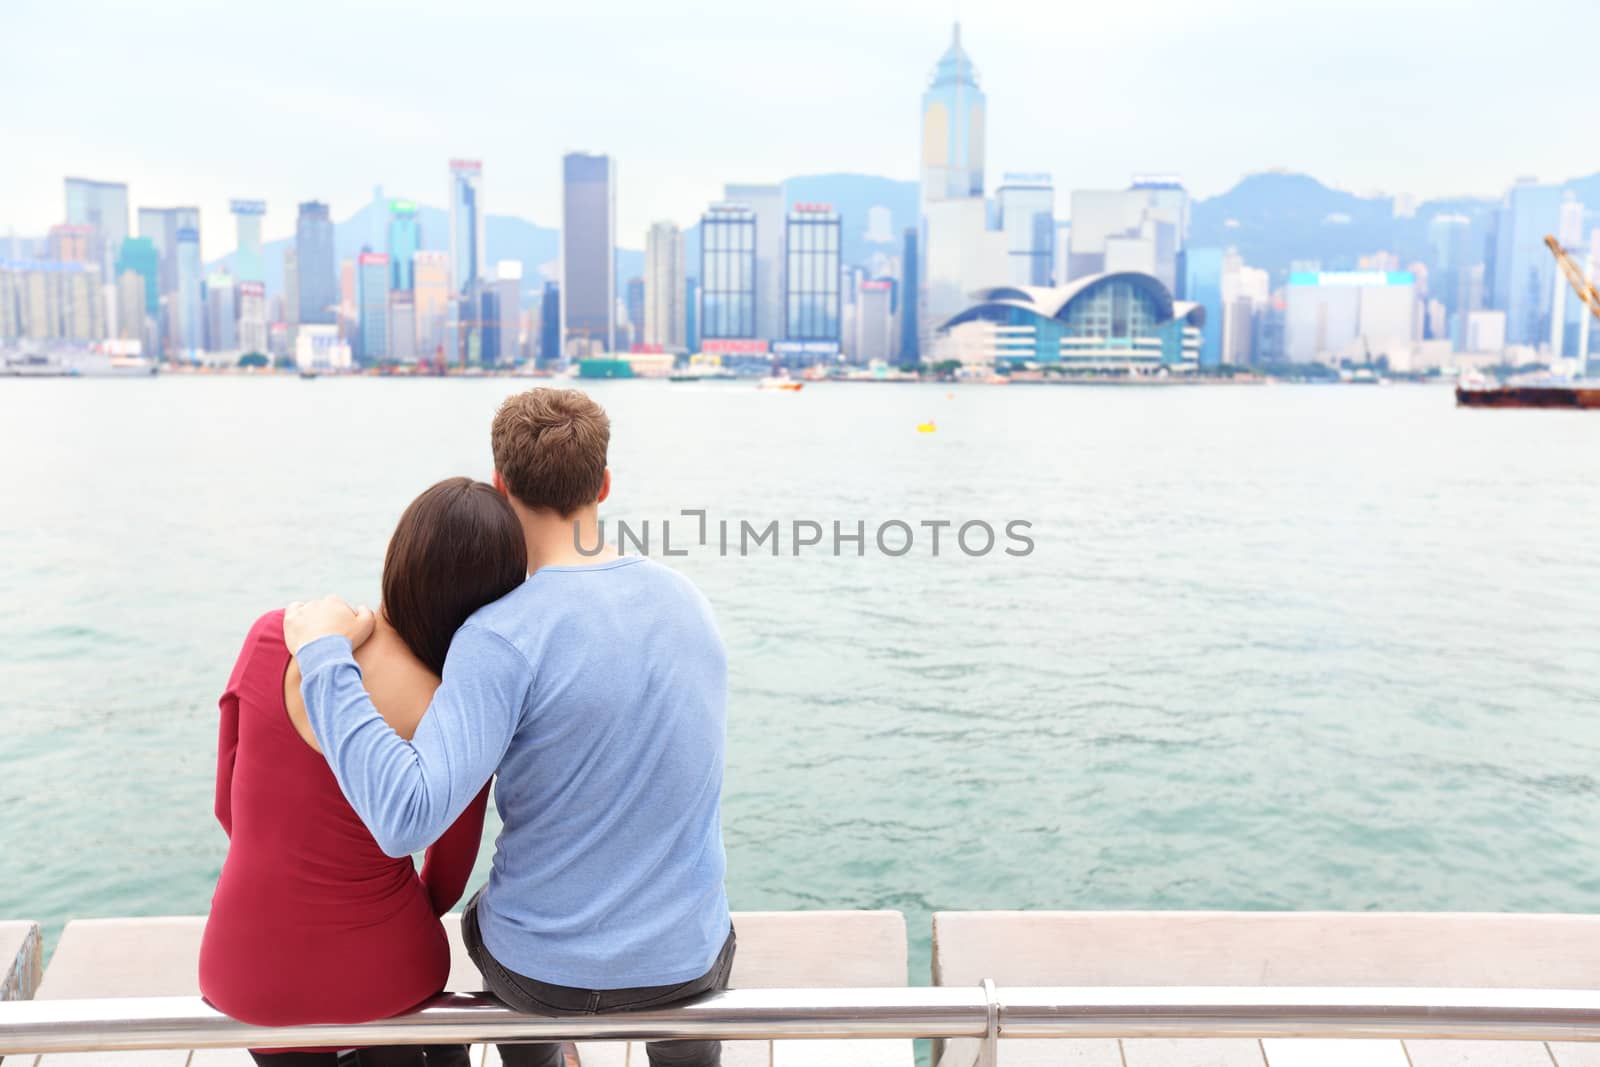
[700,339,770,355]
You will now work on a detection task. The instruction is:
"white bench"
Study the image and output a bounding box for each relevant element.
[931,910,1600,1067]
[24,911,910,1067]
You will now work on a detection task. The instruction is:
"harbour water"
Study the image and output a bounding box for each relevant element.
[3,377,1600,984]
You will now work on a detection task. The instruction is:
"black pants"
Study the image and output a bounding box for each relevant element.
[248,1047,470,1066]
[462,890,736,1067]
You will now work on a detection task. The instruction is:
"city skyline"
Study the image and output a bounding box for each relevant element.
[5,0,1597,242]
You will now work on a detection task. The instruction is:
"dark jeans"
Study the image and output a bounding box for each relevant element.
[248,1047,470,1067]
[462,890,736,1067]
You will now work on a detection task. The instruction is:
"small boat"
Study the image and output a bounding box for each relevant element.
[757,377,803,392]
[299,370,319,380]
[917,421,937,433]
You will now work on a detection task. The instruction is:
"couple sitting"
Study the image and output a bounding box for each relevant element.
[199,388,733,1067]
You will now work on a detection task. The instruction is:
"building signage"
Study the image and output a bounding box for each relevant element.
[238,282,266,298]
[772,340,841,356]
[1001,173,1052,185]
[701,339,769,354]
[791,202,834,213]
[358,252,390,265]
[389,199,419,214]
[449,159,482,174]
[861,280,892,292]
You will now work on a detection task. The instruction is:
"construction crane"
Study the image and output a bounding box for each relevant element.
[1546,234,1599,378]
[1545,235,1600,321]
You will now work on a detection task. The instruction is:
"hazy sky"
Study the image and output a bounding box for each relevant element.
[4,0,1596,248]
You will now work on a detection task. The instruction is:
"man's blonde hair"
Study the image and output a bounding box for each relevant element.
[490,388,610,516]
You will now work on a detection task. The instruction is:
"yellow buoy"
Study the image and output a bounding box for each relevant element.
[916,421,937,433]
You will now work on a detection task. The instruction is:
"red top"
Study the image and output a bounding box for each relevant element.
[200,610,489,1026]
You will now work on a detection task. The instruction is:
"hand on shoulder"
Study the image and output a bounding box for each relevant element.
[284,595,376,657]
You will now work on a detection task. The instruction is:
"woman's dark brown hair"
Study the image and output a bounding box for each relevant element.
[381,477,527,677]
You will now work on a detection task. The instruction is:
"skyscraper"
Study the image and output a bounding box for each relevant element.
[64,177,130,278]
[723,183,783,341]
[115,269,146,343]
[700,204,756,340]
[174,228,203,359]
[997,175,1055,286]
[238,282,269,355]
[644,221,686,349]
[47,225,92,263]
[1178,248,1224,369]
[295,201,337,325]
[387,200,421,291]
[855,280,895,364]
[355,252,390,364]
[137,206,199,297]
[230,200,267,284]
[412,250,451,360]
[624,277,645,349]
[206,273,237,355]
[481,261,521,364]
[919,23,986,204]
[1066,182,1188,294]
[784,205,842,343]
[561,152,617,356]
[448,160,485,298]
[538,281,561,365]
[899,228,920,363]
[1490,181,1565,346]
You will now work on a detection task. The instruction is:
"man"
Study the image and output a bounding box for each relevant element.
[284,388,733,1067]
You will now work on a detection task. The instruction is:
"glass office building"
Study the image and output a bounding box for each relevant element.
[295,201,338,325]
[449,160,485,299]
[356,252,391,364]
[997,176,1055,287]
[699,205,756,340]
[64,177,130,278]
[174,228,204,359]
[562,153,617,355]
[919,23,986,203]
[229,200,267,284]
[137,206,200,297]
[1491,181,1565,345]
[784,207,842,342]
[386,201,421,292]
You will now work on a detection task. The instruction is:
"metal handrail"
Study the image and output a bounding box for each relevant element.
[5,985,1600,1056]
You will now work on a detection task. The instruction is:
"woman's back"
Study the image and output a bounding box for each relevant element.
[200,609,488,1026]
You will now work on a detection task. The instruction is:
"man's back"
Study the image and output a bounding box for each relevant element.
[470,556,730,988]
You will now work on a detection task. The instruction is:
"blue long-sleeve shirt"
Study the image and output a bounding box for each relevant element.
[298,556,731,988]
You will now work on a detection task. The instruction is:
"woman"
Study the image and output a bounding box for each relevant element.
[200,477,529,1066]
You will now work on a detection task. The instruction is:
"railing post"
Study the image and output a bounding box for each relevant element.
[976,979,998,1067]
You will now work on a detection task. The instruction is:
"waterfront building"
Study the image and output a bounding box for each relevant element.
[538,281,560,366]
[562,153,617,356]
[920,22,985,204]
[238,281,268,355]
[114,238,160,320]
[1067,181,1188,295]
[115,268,146,342]
[997,175,1055,286]
[294,323,352,371]
[724,183,783,341]
[174,228,203,359]
[355,252,390,364]
[387,200,420,292]
[931,272,1204,372]
[1178,248,1224,369]
[624,276,645,349]
[923,196,1006,333]
[1284,270,1417,364]
[295,201,337,326]
[137,206,200,298]
[685,277,700,354]
[1219,251,1271,366]
[899,228,919,363]
[340,258,357,342]
[1464,309,1508,353]
[64,177,129,278]
[644,221,686,349]
[1490,180,1564,346]
[784,205,842,346]
[386,293,417,364]
[700,204,757,342]
[205,273,237,355]
[412,250,451,360]
[47,224,92,264]
[282,246,300,340]
[0,261,106,343]
[449,160,485,299]
[229,200,267,284]
[480,261,521,365]
[855,279,895,364]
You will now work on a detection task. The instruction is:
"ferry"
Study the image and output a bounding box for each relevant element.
[756,374,804,392]
[1455,371,1600,409]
